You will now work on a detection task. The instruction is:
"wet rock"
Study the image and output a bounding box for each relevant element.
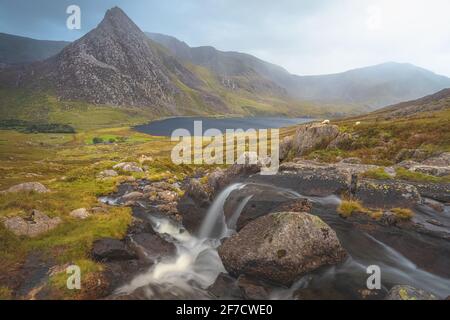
[385,285,437,300]
[97,169,118,178]
[127,233,175,262]
[177,179,211,233]
[218,212,347,286]
[355,180,422,209]
[407,182,450,203]
[3,210,61,237]
[236,275,271,300]
[92,238,137,261]
[185,178,211,205]
[121,191,144,202]
[223,183,312,231]
[249,161,351,197]
[155,202,179,219]
[113,162,143,173]
[208,273,243,299]
[4,182,49,193]
[69,208,91,219]
[423,198,444,213]
[291,123,340,156]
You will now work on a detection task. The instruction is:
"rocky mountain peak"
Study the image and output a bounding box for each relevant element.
[98,6,143,38]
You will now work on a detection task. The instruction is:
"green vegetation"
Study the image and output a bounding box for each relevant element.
[395,167,450,183]
[361,167,392,180]
[0,122,199,299]
[288,108,450,165]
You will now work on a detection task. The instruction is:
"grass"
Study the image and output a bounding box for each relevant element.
[0,122,201,299]
[286,108,450,165]
[391,208,415,220]
[361,167,393,180]
[338,200,366,218]
[395,167,450,183]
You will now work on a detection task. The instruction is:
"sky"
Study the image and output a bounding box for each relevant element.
[1,0,449,77]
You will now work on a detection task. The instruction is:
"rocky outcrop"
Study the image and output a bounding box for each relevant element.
[97,169,118,178]
[292,123,340,156]
[355,180,422,209]
[3,182,49,193]
[249,160,352,197]
[113,162,143,173]
[385,285,437,300]
[3,210,61,237]
[177,179,211,234]
[218,212,347,286]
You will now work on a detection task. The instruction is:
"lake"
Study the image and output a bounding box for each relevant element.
[134,117,313,136]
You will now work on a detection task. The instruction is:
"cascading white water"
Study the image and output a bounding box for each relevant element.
[116,183,247,298]
[198,183,245,239]
[113,181,449,299]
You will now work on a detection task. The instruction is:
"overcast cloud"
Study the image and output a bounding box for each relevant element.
[0,0,449,76]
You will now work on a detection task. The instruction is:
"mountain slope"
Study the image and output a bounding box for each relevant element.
[0,33,69,65]
[147,33,450,110]
[373,88,450,118]
[290,62,450,109]
[147,32,293,97]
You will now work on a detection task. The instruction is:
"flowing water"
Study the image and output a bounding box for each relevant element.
[108,182,450,299]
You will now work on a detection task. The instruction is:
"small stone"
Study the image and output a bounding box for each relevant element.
[70,208,91,220]
[5,182,49,193]
[385,285,437,300]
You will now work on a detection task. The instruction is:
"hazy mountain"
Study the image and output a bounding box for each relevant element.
[290,62,450,109]
[147,32,450,109]
[0,32,69,65]
[373,88,450,118]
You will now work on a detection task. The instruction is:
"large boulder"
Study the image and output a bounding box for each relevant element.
[292,123,340,156]
[218,212,347,286]
[4,182,49,193]
[385,285,437,300]
[3,210,61,237]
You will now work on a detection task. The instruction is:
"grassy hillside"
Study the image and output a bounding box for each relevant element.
[282,107,450,165]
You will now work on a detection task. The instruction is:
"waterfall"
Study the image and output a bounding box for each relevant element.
[198,183,245,239]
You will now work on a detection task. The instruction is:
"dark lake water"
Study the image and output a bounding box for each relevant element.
[134,117,312,136]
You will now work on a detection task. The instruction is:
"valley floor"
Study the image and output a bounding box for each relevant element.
[0,106,449,299]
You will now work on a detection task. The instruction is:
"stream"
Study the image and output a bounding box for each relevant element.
[102,182,450,300]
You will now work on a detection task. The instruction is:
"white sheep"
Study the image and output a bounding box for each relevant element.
[355,121,361,126]
[321,120,330,125]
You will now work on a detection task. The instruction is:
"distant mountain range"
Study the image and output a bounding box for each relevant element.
[0,7,449,117]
